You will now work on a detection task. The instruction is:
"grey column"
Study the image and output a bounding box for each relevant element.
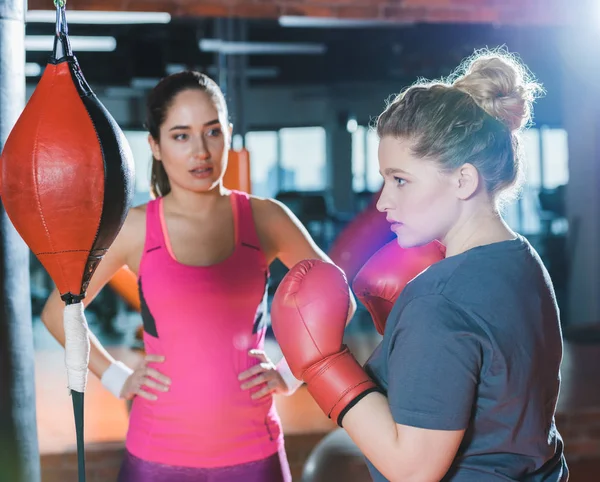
[0,0,41,480]
[326,105,354,214]
[560,14,600,326]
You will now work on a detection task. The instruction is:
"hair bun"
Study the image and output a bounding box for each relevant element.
[453,51,543,132]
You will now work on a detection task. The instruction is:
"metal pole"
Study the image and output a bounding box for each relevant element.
[0,0,41,480]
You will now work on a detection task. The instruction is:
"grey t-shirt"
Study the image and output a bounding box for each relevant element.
[364,235,568,481]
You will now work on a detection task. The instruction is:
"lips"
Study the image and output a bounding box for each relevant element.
[189,166,213,178]
[386,217,403,233]
[190,166,212,173]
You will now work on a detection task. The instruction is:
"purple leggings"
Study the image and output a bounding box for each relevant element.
[117,446,292,482]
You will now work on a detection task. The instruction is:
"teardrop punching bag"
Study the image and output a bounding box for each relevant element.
[0,4,135,482]
[0,0,41,480]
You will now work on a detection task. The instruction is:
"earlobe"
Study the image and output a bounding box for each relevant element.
[147,134,162,162]
[456,164,479,200]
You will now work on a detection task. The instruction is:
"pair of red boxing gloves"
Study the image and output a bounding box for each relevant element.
[271,240,444,426]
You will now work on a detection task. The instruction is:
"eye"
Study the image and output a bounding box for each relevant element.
[206,128,222,138]
[173,133,188,141]
[393,176,407,187]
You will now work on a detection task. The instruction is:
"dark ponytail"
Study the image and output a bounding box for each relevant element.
[145,71,228,197]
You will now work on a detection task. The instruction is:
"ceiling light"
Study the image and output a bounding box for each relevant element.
[278,16,403,28]
[26,10,171,24]
[199,39,326,55]
[25,35,117,52]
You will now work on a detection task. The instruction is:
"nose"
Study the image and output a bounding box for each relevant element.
[191,136,209,160]
[376,184,393,213]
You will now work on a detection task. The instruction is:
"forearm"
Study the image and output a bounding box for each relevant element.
[87,332,117,377]
[341,392,426,482]
[275,356,303,394]
[41,291,116,379]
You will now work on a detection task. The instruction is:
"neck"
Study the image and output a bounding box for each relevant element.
[442,202,516,257]
[163,183,228,218]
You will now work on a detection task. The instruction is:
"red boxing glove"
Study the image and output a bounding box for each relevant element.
[327,188,395,284]
[353,240,445,335]
[271,260,379,426]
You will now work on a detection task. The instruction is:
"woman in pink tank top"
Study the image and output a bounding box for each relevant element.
[40,71,356,481]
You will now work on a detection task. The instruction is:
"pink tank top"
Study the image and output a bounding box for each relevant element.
[126,190,283,468]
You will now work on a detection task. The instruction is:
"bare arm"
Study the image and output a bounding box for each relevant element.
[343,393,464,482]
[40,206,145,379]
[254,197,357,322]
[245,197,356,396]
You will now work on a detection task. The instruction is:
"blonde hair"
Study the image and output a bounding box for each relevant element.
[453,51,541,132]
[377,48,544,204]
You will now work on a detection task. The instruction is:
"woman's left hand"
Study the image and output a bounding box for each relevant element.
[239,349,288,400]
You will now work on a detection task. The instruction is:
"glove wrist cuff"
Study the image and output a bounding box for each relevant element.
[304,346,379,426]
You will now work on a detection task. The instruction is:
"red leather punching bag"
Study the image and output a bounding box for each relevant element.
[0,6,134,482]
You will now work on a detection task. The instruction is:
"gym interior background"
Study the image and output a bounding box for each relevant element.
[8,0,600,480]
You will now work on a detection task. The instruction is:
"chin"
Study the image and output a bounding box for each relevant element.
[394,233,434,250]
[189,179,221,193]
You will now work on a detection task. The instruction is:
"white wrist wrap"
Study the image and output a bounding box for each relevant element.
[101,361,133,399]
[276,357,303,396]
[63,303,90,393]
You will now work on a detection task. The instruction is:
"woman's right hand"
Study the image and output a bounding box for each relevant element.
[121,354,171,401]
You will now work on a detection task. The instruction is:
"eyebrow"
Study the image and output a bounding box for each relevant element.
[168,119,220,131]
[380,167,410,176]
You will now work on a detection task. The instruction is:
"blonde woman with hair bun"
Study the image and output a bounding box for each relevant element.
[329,48,568,481]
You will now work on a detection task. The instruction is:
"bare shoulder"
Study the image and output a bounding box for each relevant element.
[248,194,328,268]
[248,196,297,256]
[249,195,290,222]
[111,203,148,257]
[126,203,148,224]
[248,195,300,263]
[248,194,308,239]
[120,203,147,234]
